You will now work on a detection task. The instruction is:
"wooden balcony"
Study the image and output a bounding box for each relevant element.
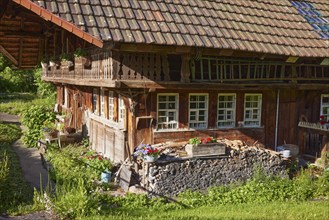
[42,51,329,89]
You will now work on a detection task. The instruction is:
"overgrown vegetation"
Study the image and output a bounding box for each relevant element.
[0,93,54,115]
[21,105,56,148]
[0,123,42,215]
[40,142,329,219]
[0,54,36,93]
[0,53,55,116]
[43,144,112,219]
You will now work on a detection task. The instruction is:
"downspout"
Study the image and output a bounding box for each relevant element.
[274,89,280,151]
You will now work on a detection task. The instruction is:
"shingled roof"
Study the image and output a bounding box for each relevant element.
[25,0,329,57]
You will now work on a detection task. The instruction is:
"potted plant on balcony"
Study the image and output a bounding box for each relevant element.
[49,55,58,67]
[40,57,48,69]
[185,137,226,157]
[74,48,90,67]
[60,53,73,67]
[133,143,161,162]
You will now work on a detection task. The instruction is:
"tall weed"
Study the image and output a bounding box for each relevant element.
[53,178,100,219]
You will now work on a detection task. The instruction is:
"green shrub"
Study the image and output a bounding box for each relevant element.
[33,68,55,98]
[21,105,56,148]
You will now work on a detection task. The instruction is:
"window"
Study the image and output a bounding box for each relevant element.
[118,96,125,122]
[320,94,329,121]
[217,94,236,128]
[189,94,208,129]
[108,91,114,121]
[100,89,105,117]
[92,88,99,114]
[157,94,179,130]
[244,94,262,127]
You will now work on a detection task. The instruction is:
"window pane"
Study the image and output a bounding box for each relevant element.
[157,94,178,130]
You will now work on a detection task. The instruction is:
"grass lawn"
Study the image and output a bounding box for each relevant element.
[88,201,329,220]
[0,93,54,115]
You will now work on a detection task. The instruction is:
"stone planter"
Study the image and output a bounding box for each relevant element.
[185,143,226,157]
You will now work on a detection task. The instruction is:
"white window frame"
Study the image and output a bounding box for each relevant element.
[157,93,179,130]
[217,93,236,128]
[92,88,99,115]
[244,94,262,127]
[108,91,114,121]
[118,96,125,123]
[320,94,329,121]
[189,93,208,129]
[100,88,105,117]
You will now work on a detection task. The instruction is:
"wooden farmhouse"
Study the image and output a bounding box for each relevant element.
[1,0,329,162]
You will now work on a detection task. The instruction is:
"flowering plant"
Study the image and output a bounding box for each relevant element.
[319,115,328,125]
[188,137,217,145]
[133,144,160,157]
[79,150,111,172]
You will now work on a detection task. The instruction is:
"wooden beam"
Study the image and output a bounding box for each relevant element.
[0,44,18,66]
[0,0,9,20]
[3,31,43,38]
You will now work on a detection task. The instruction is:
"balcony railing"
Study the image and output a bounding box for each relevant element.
[42,52,329,84]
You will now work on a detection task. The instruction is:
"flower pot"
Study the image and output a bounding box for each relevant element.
[41,62,48,69]
[49,61,56,67]
[101,170,111,183]
[144,155,157,163]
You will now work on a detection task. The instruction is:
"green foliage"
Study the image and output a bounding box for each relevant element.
[0,94,55,115]
[0,123,35,215]
[0,54,36,93]
[44,144,113,218]
[0,122,22,143]
[315,170,329,197]
[0,151,9,195]
[54,178,100,219]
[45,145,112,187]
[188,137,201,145]
[33,68,55,98]
[74,48,87,57]
[21,105,56,148]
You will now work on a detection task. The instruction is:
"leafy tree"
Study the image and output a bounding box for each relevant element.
[0,54,36,93]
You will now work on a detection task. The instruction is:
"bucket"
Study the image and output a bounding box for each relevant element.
[101,170,111,183]
[281,150,291,158]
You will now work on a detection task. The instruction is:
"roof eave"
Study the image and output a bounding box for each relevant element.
[12,0,103,48]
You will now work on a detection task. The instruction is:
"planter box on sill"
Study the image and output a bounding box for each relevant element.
[185,143,226,157]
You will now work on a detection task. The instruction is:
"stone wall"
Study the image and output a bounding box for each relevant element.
[143,143,288,196]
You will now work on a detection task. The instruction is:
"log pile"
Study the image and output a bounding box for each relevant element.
[141,139,288,196]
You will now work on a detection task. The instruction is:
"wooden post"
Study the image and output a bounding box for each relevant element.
[180,54,191,83]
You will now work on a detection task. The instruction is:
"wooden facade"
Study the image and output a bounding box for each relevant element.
[2,0,329,162]
[43,47,329,162]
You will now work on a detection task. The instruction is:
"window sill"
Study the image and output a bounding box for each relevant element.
[155,126,264,133]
